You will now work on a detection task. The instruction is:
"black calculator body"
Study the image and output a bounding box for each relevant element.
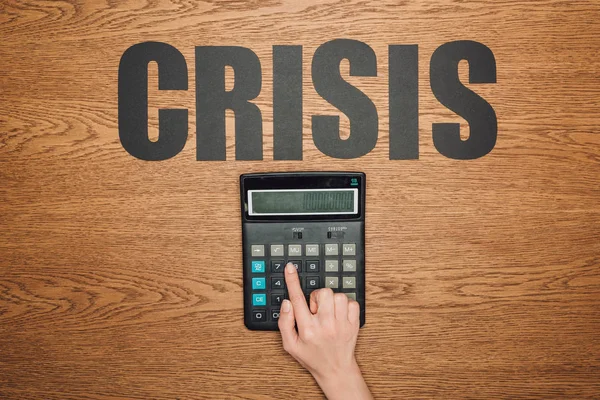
[240,172,366,331]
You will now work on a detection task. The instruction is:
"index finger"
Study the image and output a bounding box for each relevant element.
[284,263,312,323]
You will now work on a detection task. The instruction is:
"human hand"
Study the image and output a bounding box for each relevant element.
[278,262,372,400]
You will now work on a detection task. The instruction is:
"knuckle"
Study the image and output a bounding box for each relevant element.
[323,324,337,338]
[334,293,348,303]
[302,327,316,341]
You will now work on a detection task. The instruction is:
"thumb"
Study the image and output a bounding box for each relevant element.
[278,299,298,354]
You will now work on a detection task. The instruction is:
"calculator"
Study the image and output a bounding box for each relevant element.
[240,172,366,330]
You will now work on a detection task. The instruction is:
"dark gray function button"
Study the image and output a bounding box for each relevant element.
[306,276,319,289]
[271,277,285,290]
[271,309,280,321]
[252,310,267,321]
[271,293,284,306]
[306,260,320,272]
[271,261,285,273]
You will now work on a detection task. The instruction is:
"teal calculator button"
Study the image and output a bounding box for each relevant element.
[252,277,266,290]
[252,293,267,306]
[251,260,265,273]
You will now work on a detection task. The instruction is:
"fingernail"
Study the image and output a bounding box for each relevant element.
[282,299,291,312]
[285,263,295,274]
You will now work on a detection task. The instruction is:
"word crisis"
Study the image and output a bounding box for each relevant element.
[118,39,496,161]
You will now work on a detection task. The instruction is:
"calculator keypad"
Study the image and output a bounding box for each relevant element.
[248,242,359,325]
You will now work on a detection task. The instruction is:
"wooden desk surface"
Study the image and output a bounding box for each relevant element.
[1,1,599,399]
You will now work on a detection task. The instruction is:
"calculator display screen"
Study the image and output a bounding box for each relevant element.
[248,189,358,216]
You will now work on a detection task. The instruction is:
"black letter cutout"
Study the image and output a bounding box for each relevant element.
[430,41,497,159]
[312,39,378,159]
[196,47,262,160]
[389,45,419,159]
[273,45,303,160]
[118,42,188,161]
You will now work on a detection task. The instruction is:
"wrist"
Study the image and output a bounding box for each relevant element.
[312,359,370,400]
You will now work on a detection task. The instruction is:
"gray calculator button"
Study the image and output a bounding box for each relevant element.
[288,244,302,256]
[251,245,264,257]
[342,260,356,272]
[342,277,356,289]
[325,244,338,256]
[325,276,339,288]
[305,244,319,256]
[345,293,356,300]
[325,260,339,272]
[342,243,356,256]
[270,244,284,257]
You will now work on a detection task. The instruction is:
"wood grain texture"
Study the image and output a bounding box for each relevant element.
[1,0,599,399]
